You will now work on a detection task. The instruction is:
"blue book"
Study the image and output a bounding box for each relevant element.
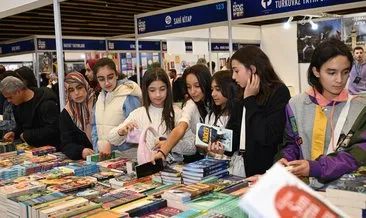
[183,158,228,173]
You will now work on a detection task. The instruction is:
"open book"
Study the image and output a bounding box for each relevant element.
[195,123,233,152]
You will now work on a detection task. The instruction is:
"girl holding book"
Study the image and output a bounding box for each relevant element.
[276,38,366,182]
[231,45,291,177]
[108,68,196,160]
[91,58,142,159]
[152,64,212,163]
[205,70,240,157]
[59,72,95,160]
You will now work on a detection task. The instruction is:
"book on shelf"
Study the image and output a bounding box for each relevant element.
[182,158,229,173]
[195,123,233,152]
[239,163,349,218]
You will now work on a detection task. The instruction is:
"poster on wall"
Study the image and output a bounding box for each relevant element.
[343,15,366,46]
[297,19,341,63]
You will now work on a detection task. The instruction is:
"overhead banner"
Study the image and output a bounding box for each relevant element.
[1,39,35,55]
[107,40,161,51]
[231,0,365,20]
[37,38,106,51]
[137,1,227,35]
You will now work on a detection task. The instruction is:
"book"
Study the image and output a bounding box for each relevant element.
[195,123,233,152]
[185,192,236,210]
[39,197,89,218]
[182,158,229,173]
[127,198,167,217]
[87,210,128,218]
[239,163,349,218]
[86,151,117,162]
[182,164,228,178]
[140,206,182,218]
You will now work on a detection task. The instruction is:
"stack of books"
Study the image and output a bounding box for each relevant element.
[45,176,98,193]
[0,142,16,153]
[0,165,26,181]
[59,161,99,176]
[86,151,117,163]
[0,181,46,216]
[160,164,184,185]
[318,171,366,217]
[182,158,229,184]
[161,183,215,210]
[24,145,57,156]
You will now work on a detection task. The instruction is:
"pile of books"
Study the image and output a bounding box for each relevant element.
[317,169,366,218]
[160,164,183,185]
[24,145,56,156]
[182,158,229,184]
[59,161,99,177]
[0,165,26,181]
[0,142,16,153]
[161,183,215,210]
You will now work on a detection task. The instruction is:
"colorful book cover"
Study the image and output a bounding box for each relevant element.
[239,163,349,218]
[140,206,182,218]
[183,158,229,173]
[195,123,233,152]
[127,198,167,217]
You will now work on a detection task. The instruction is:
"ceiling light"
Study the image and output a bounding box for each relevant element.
[283,16,293,29]
[309,17,318,30]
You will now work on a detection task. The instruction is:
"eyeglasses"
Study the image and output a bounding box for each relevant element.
[97,74,116,84]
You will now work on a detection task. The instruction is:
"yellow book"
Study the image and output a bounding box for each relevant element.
[111,196,149,213]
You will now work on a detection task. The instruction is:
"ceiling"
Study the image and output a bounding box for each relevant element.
[0,0,365,43]
[0,0,202,42]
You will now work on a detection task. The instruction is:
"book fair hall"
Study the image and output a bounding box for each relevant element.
[0,0,366,217]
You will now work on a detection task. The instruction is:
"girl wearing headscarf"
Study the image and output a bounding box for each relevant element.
[59,72,96,160]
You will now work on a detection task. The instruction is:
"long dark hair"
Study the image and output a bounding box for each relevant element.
[142,68,175,134]
[182,64,212,120]
[231,45,284,105]
[209,70,236,127]
[308,38,353,94]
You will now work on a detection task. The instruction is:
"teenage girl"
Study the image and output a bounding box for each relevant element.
[231,45,291,177]
[205,70,240,157]
[109,68,196,159]
[276,38,366,182]
[152,64,212,162]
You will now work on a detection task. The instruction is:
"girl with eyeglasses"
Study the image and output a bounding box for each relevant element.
[91,58,142,159]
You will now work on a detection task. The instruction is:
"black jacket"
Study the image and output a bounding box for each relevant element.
[13,87,60,149]
[59,109,93,160]
[172,77,185,102]
[239,83,291,177]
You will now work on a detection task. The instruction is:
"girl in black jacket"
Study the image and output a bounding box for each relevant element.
[231,46,291,177]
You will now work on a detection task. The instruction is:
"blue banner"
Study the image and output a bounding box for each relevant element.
[37,38,106,51]
[137,1,227,34]
[107,40,161,51]
[1,39,35,55]
[231,0,364,20]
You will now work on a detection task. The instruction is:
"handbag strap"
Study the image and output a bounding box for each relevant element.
[326,94,353,154]
[239,106,246,151]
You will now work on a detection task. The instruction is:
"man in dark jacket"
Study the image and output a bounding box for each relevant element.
[0,76,60,149]
[169,69,185,102]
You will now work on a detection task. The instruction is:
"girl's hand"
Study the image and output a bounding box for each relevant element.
[244,73,260,99]
[151,150,166,165]
[245,174,262,185]
[208,141,224,155]
[99,141,112,159]
[118,122,138,136]
[288,160,310,177]
[82,148,95,159]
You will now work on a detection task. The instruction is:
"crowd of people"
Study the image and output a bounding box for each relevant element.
[0,38,364,184]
